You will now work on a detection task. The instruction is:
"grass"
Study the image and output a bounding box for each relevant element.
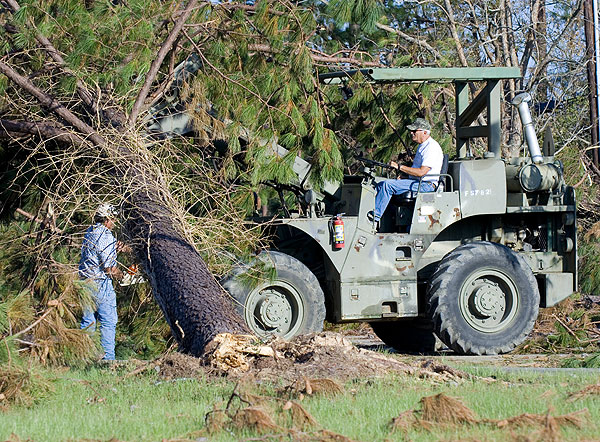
[1,361,599,441]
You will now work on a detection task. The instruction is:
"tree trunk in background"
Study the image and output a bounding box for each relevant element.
[500,0,523,153]
[536,1,548,101]
[584,0,600,166]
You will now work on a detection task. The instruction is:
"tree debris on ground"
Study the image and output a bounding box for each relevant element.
[202,380,356,442]
[200,383,589,441]
[419,393,479,425]
[519,294,600,354]
[141,332,473,384]
[567,384,600,402]
[0,363,52,409]
[390,393,588,441]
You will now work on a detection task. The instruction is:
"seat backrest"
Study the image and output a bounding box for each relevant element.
[440,154,449,176]
[437,154,449,190]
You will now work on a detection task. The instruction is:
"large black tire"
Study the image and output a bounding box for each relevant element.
[370,319,437,353]
[221,251,326,339]
[428,241,540,355]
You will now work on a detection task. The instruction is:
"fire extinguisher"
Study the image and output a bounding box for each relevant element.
[332,214,345,249]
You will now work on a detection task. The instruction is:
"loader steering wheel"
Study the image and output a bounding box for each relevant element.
[355,156,396,181]
[355,156,396,170]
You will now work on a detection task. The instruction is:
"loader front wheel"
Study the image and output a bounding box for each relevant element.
[428,241,539,355]
[222,251,326,339]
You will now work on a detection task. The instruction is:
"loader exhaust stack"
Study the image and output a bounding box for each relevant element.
[512,92,543,164]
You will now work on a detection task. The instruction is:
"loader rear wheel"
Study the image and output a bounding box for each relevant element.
[370,319,437,353]
[428,241,539,355]
[221,251,326,339]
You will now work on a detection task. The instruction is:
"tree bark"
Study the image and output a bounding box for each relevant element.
[122,185,248,355]
[499,0,522,152]
[584,0,600,166]
[0,119,85,145]
[443,0,468,67]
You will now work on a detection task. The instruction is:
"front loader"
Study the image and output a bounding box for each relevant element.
[221,68,576,355]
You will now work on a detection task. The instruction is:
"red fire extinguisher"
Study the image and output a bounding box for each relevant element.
[332,214,345,249]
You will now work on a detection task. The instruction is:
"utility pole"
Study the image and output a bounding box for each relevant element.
[584,0,600,166]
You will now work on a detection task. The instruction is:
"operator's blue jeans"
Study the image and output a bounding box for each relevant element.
[81,278,118,360]
[373,179,436,221]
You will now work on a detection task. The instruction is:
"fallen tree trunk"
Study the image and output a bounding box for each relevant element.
[120,160,249,355]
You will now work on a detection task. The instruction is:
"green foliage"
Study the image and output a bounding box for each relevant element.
[0,336,18,364]
[327,0,383,32]
[547,321,588,349]
[0,300,7,335]
[12,0,171,106]
[576,232,600,295]
[116,285,172,359]
[562,354,600,368]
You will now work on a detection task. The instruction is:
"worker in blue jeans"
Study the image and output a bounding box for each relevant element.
[368,118,443,223]
[79,203,125,361]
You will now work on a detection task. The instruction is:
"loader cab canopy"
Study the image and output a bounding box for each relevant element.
[318,67,521,160]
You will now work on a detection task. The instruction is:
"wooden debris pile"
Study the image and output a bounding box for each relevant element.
[200,331,474,383]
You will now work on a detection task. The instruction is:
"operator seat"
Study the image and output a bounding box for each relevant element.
[387,154,449,232]
[390,154,449,204]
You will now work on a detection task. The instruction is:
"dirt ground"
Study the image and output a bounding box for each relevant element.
[146,331,471,384]
[145,329,589,386]
[340,324,597,369]
[127,294,600,383]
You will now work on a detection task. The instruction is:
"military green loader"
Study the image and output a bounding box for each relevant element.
[220,67,577,355]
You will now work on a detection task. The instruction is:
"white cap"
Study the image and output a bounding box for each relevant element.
[96,203,118,219]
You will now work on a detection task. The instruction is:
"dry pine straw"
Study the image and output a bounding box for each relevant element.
[202,374,357,441]
[390,392,589,440]
[567,384,600,402]
[206,388,588,441]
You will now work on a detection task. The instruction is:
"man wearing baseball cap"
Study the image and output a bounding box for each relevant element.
[368,118,444,223]
[79,203,124,361]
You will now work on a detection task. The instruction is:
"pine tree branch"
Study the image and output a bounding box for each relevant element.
[0,119,87,146]
[0,62,105,147]
[219,3,285,16]
[129,0,199,125]
[3,0,126,129]
[247,43,382,67]
[310,53,382,67]
[11,305,56,338]
[15,208,64,234]
[185,32,297,131]
[375,23,442,60]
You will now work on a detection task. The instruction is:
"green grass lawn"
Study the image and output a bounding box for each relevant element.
[1,362,599,441]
